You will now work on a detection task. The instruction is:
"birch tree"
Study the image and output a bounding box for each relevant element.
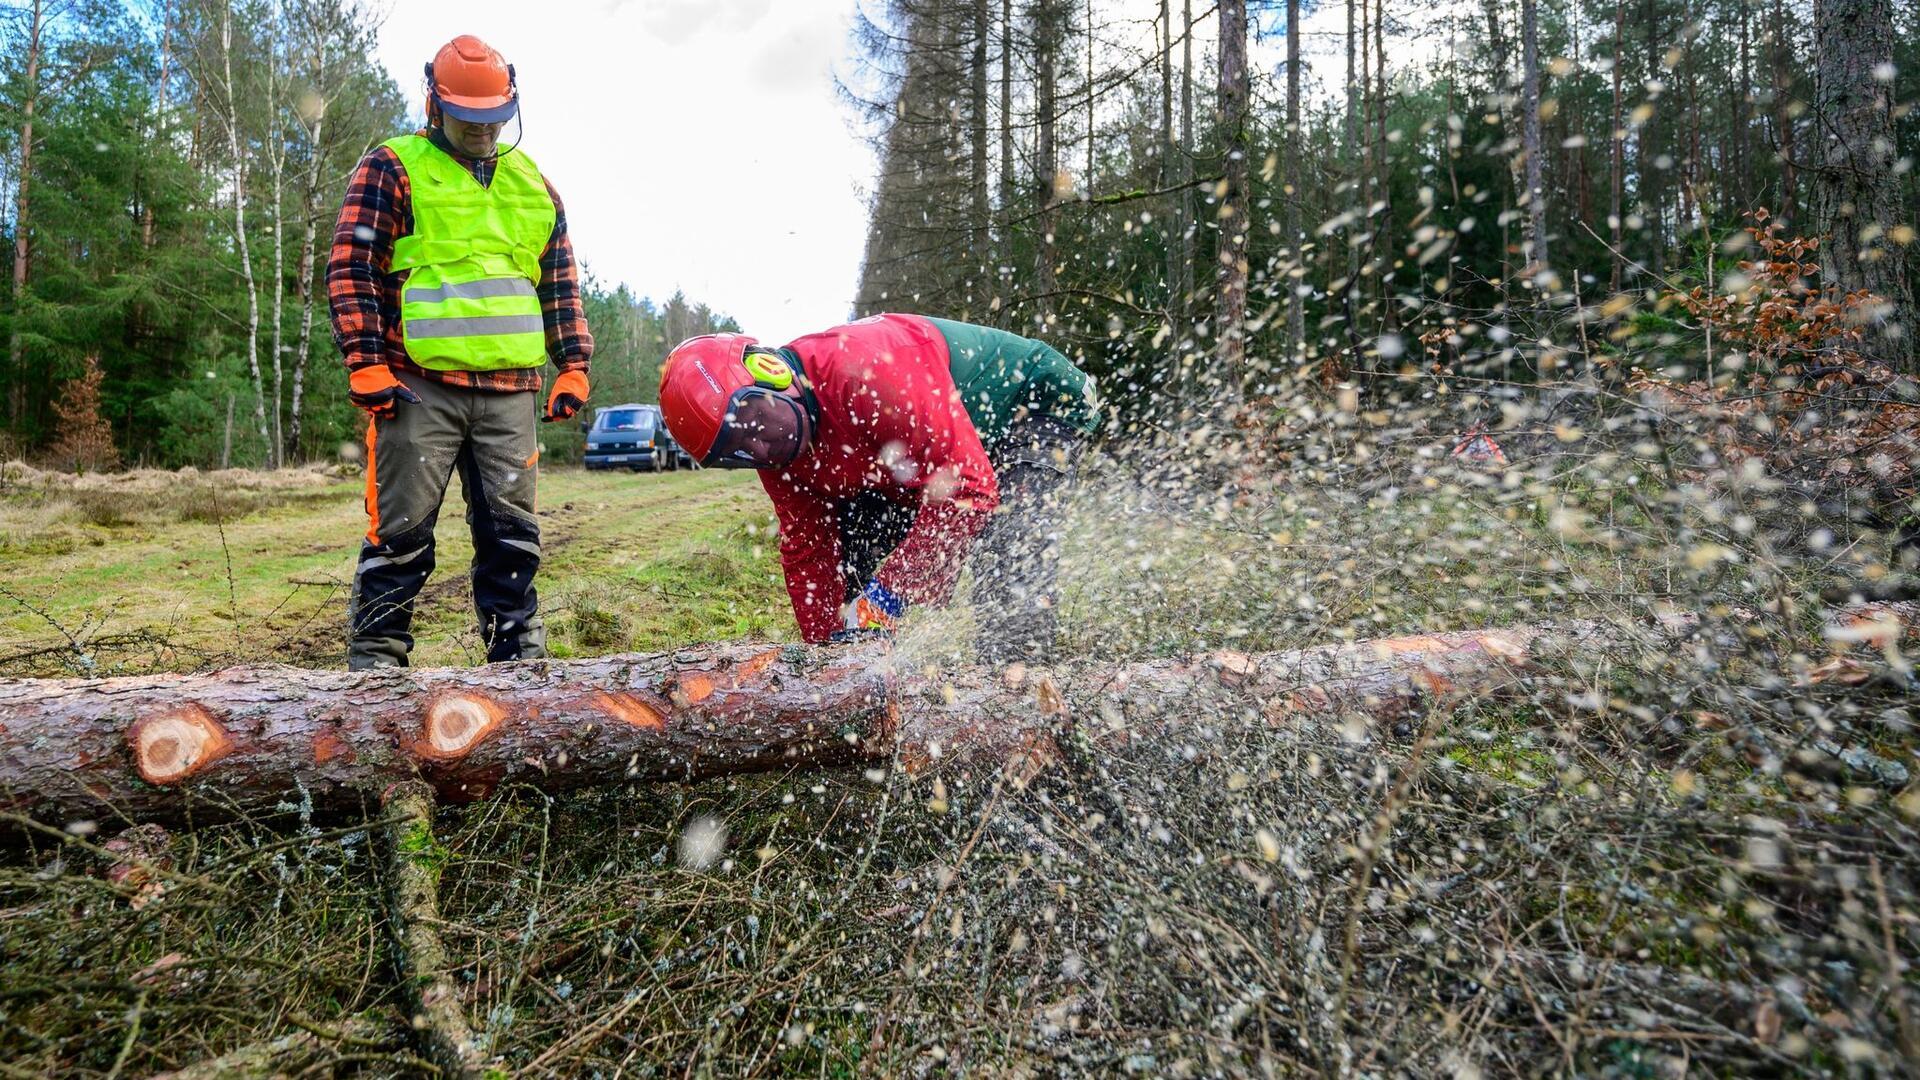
[285,0,378,460]
[1519,0,1550,280]
[194,0,270,465]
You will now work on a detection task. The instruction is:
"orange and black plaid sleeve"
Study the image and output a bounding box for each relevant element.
[326,141,592,393]
[327,146,407,377]
[538,179,593,378]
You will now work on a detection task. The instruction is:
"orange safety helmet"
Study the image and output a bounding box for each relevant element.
[425,35,518,124]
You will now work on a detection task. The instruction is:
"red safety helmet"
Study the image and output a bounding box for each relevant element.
[660,333,806,463]
[426,35,518,124]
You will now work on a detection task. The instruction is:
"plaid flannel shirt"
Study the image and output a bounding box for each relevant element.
[327,130,592,393]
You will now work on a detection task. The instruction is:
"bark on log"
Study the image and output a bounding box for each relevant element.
[0,624,1644,827]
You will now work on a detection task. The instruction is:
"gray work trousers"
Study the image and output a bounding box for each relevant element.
[346,375,546,669]
[972,416,1082,664]
[837,416,1083,663]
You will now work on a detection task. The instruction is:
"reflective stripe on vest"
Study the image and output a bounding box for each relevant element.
[383,134,557,372]
[407,313,546,339]
[405,277,538,305]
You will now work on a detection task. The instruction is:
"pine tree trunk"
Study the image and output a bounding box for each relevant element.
[8,0,43,431]
[1034,1,1061,322]
[1084,0,1094,188]
[1771,0,1797,219]
[1284,0,1305,364]
[1347,0,1359,192]
[1735,0,1753,209]
[971,0,992,317]
[1344,0,1361,363]
[1609,0,1625,292]
[0,626,1626,827]
[1482,0,1512,307]
[144,3,172,251]
[999,0,1016,326]
[1161,0,1177,320]
[853,9,945,315]
[1178,0,1194,330]
[1373,0,1390,333]
[1214,0,1250,385]
[1519,0,1550,278]
[1360,0,1374,216]
[1809,0,1916,367]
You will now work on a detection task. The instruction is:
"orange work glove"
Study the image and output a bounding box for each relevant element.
[544,369,589,423]
[348,365,422,418]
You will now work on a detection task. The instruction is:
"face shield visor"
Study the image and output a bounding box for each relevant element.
[702,387,812,470]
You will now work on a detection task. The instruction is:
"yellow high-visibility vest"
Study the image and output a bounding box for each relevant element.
[384,134,555,371]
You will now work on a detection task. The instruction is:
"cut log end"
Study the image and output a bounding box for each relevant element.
[417,694,505,761]
[130,706,232,785]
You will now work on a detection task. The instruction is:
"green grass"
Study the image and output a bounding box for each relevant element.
[0,467,785,675]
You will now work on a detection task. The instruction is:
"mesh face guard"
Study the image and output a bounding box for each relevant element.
[702,387,812,469]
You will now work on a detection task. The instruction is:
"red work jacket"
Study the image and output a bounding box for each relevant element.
[761,314,1000,642]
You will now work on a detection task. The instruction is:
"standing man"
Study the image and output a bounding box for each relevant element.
[329,35,591,670]
[658,314,1100,662]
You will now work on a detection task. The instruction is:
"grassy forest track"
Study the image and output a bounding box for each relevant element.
[0,466,788,675]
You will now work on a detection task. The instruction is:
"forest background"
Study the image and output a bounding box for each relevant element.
[4,0,1916,469]
[0,0,741,472]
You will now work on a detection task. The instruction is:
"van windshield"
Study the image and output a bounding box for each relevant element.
[595,409,655,433]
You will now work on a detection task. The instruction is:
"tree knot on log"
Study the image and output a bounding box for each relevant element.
[416,694,505,761]
[130,705,232,785]
[592,691,667,731]
[667,672,716,707]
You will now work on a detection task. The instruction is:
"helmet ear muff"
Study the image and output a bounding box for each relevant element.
[742,350,794,391]
[423,61,441,123]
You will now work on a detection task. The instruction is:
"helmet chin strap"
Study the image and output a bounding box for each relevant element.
[429,109,524,163]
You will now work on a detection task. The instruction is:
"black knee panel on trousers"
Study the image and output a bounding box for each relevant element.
[348,518,439,663]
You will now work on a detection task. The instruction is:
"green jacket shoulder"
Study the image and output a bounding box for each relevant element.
[925,317,1101,446]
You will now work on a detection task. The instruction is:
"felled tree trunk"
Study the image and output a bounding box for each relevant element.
[0,623,1638,827]
[0,643,890,826]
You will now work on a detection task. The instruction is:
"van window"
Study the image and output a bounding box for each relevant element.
[595,409,655,433]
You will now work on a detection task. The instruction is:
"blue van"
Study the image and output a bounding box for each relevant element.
[582,404,686,472]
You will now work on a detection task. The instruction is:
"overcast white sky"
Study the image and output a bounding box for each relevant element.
[374,0,876,344]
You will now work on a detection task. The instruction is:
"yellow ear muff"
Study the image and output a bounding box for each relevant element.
[743,350,794,390]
